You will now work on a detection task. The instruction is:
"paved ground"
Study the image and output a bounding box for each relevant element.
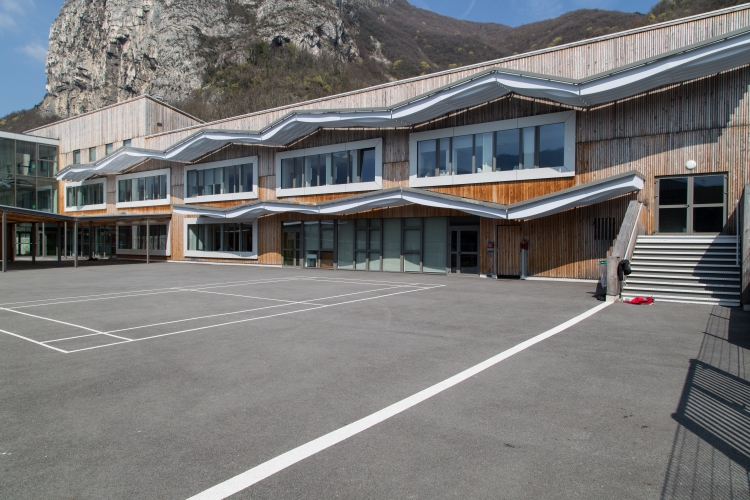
[0,261,748,499]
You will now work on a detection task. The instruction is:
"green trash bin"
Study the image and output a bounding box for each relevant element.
[599,260,607,289]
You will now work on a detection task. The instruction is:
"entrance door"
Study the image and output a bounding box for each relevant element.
[449,229,479,274]
[656,175,726,233]
[282,222,302,267]
[496,225,521,276]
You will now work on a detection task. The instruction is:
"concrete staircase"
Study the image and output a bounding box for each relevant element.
[621,235,741,307]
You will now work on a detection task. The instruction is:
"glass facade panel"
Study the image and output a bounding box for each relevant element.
[186,223,251,253]
[417,139,437,178]
[659,178,688,205]
[16,141,36,176]
[359,149,376,183]
[383,218,401,272]
[423,217,447,273]
[438,138,451,176]
[332,151,349,185]
[404,229,421,251]
[475,133,494,173]
[337,221,354,269]
[66,183,103,208]
[538,123,565,168]
[452,135,473,175]
[659,208,688,233]
[693,207,724,233]
[521,127,535,169]
[693,176,724,205]
[495,129,520,171]
[38,145,57,177]
[404,253,421,272]
[304,221,320,268]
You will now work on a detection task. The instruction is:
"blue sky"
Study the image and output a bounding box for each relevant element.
[0,0,657,119]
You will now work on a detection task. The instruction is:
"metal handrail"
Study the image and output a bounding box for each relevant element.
[737,199,741,266]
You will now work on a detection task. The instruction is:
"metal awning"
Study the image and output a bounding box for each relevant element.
[173,171,644,220]
[57,26,750,181]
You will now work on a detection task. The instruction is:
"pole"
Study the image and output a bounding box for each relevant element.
[57,224,61,263]
[31,222,36,263]
[74,220,78,268]
[88,221,93,260]
[520,248,527,280]
[146,218,150,264]
[64,221,67,260]
[2,211,6,273]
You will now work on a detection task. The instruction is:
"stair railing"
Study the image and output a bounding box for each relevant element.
[606,200,645,300]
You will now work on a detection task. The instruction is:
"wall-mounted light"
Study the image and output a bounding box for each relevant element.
[685,160,697,170]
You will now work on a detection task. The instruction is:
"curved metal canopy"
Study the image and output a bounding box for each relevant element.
[172,171,644,221]
[57,26,750,181]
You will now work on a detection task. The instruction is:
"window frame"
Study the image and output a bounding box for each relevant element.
[183,155,258,204]
[63,177,107,212]
[116,168,171,208]
[116,221,172,256]
[275,139,383,197]
[408,111,575,187]
[183,217,258,260]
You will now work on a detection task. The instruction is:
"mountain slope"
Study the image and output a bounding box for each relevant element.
[1,0,747,132]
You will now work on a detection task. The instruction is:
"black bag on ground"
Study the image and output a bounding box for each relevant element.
[618,260,632,280]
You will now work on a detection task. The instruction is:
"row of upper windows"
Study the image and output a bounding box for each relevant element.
[72,139,132,164]
[64,112,575,210]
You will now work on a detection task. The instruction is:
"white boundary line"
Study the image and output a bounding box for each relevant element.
[0,328,69,354]
[0,306,133,341]
[65,286,444,354]
[0,277,304,309]
[103,285,412,335]
[186,300,613,500]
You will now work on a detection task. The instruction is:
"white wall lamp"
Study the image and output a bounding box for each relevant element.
[685,160,697,170]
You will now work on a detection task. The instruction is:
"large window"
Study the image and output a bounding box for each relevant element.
[184,156,257,203]
[283,217,448,273]
[117,169,169,207]
[410,111,574,187]
[185,220,257,259]
[0,133,59,212]
[65,180,105,210]
[281,148,375,189]
[118,224,169,253]
[276,139,383,196]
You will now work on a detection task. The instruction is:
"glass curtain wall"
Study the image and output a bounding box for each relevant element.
[287,217,449,273]
[0,137,58,211]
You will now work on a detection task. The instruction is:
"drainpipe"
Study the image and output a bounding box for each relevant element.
[520,239,529,280]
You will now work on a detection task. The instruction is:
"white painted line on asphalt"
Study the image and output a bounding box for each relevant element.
[1,277,304,309]
[0,328,69,354]
[187,290,302,303]
[43,332,103,344]
[298,276,429,287]
[185,300,613,500]
[0,306,104,334]
[65,285,444,353]
[103,285,412,335]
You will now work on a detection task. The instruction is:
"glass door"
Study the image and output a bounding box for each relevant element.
[656,175,726,233]
[282,222,301,267]
[449,229,479,274]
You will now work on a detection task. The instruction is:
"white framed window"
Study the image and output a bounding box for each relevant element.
[116,168,171,208]
[183,217,258,260]
[184,156,258,204]
[116,221,172,257]
[275,139,383,197]
[409,111,575,187]
[64,178,106,211]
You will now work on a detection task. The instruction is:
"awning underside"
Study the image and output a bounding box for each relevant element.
[56,26,750,181]
[173,171,644,221]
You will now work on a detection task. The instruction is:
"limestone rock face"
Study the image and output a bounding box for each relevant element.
[42,0,390,117]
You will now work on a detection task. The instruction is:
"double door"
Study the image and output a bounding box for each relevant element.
[656,175,726,233]
[282,222,301,267]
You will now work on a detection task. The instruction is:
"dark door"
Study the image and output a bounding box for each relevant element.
[449,229,479,274]
[282,222,302,267]
[656,175,726,234]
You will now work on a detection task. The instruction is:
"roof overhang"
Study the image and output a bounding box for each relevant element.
[173,171,644,220]
[57,25,750,181]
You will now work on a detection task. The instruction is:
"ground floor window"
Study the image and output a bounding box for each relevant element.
[118,224,168,252]
[184,219,256,259]
[282,217,463,274]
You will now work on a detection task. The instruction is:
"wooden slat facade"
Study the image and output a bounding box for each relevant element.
[18,6,750,279]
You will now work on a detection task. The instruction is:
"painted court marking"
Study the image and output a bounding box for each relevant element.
[186,301,613,500]
[0,279,442,354]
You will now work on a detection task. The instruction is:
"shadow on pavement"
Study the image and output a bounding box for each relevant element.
[661,306,750,499]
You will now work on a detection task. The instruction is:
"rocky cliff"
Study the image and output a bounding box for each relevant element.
[42,0,383,117]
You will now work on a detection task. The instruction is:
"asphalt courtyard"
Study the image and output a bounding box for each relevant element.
[1,262,748,499]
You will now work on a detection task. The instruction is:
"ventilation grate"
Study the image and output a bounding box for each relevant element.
[594,217,617,241]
